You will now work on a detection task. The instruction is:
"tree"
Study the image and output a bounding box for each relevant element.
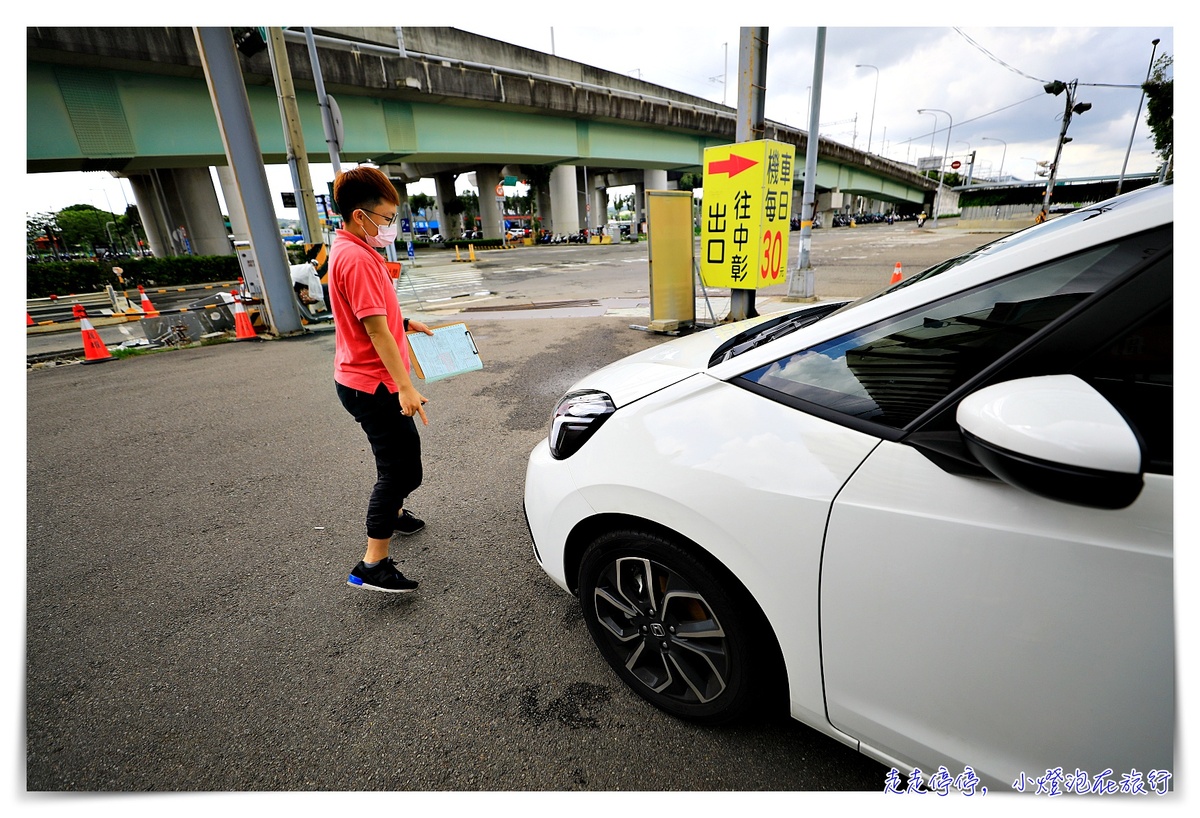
[27,212,67,258]
[409,192,434,215]
[458,191,479,233]
[56,204,119,255]
[1143,54,1173,175]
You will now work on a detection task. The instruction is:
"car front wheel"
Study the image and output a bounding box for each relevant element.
[578,529,774,725]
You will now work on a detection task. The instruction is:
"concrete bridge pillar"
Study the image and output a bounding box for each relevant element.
[637,169,670,236]
[476,165,504,240]
[817,189,845,229]
[590,180,608,234]
[126,173,172,258]
[575,168,588,230]
[535,187,552,236]
[643,168,668,191]
[549,165,579,236]
[433,172,459,238]
[127,167,232,257]
[166,167,233,255]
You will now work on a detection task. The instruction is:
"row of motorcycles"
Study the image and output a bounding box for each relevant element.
[537,229,599,244]
[830,212,900,227]
[423,228,607,244]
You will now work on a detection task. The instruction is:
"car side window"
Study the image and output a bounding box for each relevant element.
[1074,298,1172,474]
[739,234,1160,431]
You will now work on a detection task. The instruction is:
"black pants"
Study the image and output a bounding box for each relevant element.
[336,382,423,540]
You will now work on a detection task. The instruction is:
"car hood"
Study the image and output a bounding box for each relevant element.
[567,312,798,407]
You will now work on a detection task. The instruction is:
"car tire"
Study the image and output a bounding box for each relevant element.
[578,529,777,725]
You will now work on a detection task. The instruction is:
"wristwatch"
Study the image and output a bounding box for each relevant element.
[404,318,411,332]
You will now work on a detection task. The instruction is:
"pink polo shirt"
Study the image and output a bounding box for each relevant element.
[328,229,411,393]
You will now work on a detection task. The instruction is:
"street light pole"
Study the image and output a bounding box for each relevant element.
[918,108,952,229]
[982,137,1007,180]
[856,64,878,155]
[1117,38,1160,195]
[921,110,938,165]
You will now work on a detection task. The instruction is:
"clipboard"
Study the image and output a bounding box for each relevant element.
[405,322,483,383]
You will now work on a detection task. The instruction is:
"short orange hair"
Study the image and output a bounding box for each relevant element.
[333,166,400,218]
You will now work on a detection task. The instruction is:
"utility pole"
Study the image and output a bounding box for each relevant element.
[266,27,322,244]
[786,27,826,302]
[1040,80,1091,221]
[729,26,768,322]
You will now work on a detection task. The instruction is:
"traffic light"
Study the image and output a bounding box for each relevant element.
[233,28,267,57]
[1044,80,1068,96]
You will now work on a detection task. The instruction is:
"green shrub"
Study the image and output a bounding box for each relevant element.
[27,255,243,298]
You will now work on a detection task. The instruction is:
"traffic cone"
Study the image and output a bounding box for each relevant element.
[890,262,903,285]
[137,285,160,317]
[231,290,258,340]
[27,312,34,327]
[77,310,113,364]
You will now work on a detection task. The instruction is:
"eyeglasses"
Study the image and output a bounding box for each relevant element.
[360,208,399,227]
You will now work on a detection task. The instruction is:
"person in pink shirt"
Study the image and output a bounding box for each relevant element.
[328,166,434,593]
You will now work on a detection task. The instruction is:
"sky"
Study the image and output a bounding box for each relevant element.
[17,11,1178,223]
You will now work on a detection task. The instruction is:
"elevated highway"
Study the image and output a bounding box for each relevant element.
[27,26,937,254]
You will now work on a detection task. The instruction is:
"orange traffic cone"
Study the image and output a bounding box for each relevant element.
[137,285,160,317]
[890,262,903,285]
[76,308,113,364]
[27,313,34,327]
[231,290,258,340]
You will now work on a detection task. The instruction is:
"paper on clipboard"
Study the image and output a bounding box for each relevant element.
[406,322,483,383]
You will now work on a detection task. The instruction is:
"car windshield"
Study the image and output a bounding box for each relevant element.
[739,224,1170,430]
[837,184,1169,314]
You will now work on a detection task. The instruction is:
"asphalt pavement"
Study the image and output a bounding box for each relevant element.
[23,224,1006,799]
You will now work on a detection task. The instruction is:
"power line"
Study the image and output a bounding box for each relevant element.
[954,28,1144,90]
[908,92,1046,145]
[953,28,1048,84]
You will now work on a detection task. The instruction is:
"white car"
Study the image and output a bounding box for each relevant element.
[524,184,1173,793]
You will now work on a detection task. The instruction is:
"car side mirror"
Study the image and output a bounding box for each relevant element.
[957,375,1144,509]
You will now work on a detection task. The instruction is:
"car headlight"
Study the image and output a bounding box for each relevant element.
[549,390,616,459]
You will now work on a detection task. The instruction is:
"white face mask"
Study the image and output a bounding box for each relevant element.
[359,211,399,248]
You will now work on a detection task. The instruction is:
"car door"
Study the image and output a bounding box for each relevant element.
[818,256,1173,791]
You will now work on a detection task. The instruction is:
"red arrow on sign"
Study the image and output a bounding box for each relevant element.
[707,153,758,178]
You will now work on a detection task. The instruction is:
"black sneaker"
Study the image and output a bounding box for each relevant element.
[394,509,425,536]
[347,558,418,593]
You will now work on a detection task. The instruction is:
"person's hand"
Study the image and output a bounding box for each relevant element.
[398,384,429,425]
[407,319,435,336]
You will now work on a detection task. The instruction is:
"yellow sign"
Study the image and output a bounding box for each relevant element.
[700,139,795,289]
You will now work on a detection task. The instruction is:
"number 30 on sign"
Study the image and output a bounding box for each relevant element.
[761,228,784,281]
